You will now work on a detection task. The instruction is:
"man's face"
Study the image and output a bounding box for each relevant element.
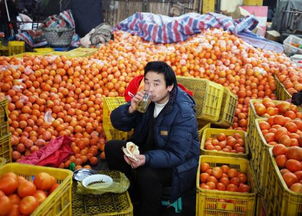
[144,71,173,104]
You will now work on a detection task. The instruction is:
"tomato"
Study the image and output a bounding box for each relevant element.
[19,196,39,215]
[0,195,12,216]
[34,172,56,190]
[217,133,226,141]
[238,173,247,183]
[272,144,288,156]
[34,190,47,204]
[295,171,302,180]
[290,183,302,193]
[206,168,213,175]
[227,168,238,178]
[276,155,287,168]
[0,190,4,197]
[230,177,240,186]
[200,183,210,190]
[2,172,17,180]
[200,173,209,183]
[226,184,238,192]
[8,194,21,205]
[8,204,19,216]
[206,181,216,189]
[274,127,288,142]
[17,176,27,184]
[283,172,298,187]
[49,183,60,193]
[286,159,302,172]
[216,182,226,191]
[221,165,230,173]
[212,167,223,179]
[201,163,210,172]
[220,177,230,186]
[238,183,250,193]
[18,181,37,198]
[280,168,290,175]
[285,122,298,133]
[207,176,218,184]
[0,176,18,195]
[286,146,302,161]
[279,135,291,147]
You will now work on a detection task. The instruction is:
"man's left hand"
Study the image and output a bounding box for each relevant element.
[126,154,146,169]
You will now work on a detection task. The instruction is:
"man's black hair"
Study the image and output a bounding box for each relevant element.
[144,61,177,88]
[291,91,302,106]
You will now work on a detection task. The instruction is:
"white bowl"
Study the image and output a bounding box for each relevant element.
[82,174,113,189]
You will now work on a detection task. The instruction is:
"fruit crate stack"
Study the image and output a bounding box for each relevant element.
[0,99,11,162]
[197,126,256,215]
[246,98,302,215]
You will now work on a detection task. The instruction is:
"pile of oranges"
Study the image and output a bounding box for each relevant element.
[0,29,300,168]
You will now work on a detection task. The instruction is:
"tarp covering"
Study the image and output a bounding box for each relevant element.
[116,12,283,52]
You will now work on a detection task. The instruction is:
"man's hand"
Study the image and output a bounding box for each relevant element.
[123,154,146,169]
[129,91,145,113]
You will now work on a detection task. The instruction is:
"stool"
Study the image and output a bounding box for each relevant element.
[161,197,183,213]
[161,186,183,214]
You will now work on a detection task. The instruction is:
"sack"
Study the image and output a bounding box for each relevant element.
[18,136,73,167]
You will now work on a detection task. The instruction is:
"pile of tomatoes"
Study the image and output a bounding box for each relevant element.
[259,116,302,193]
[253,98,302,119]
[204,132,245,153]
[0,171,59,216]
[199,162,250,193]
[273,145,302,193]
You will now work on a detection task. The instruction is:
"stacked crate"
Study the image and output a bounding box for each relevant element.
[0,99,11,162]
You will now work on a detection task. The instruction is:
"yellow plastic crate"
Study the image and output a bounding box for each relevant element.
[250,118,273,194]
[0,99,8,124]
[72,170,133,216]
[0,134,11,163]
[103,97,130,141]
[8,41,25,56]
[103,125,129,141]
[34,47,54,53]
[274,75,292,101]
[198,122,211,142]
[177,76,224,122]
[200,128,248,158]
[255,195,268,216]
[66,48,97,57]
[262,148,302,215]
[196,155,257,216]
[214,87,238,128]
[0,163,73,216]
[243,0,263,5]
[0,121,8,137]
[0,157,6,166]
[202,0,215,13]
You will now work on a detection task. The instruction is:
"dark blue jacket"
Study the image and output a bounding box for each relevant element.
[110,87,200,201]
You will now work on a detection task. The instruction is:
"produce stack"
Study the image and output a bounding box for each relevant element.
[246,98,302,215]
[197,127,257,215]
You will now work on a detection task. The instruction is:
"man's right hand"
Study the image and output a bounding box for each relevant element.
[128,91,144,113]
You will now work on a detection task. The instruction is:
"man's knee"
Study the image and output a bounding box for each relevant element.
[136,167,157,183]
[104,140,124,155]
